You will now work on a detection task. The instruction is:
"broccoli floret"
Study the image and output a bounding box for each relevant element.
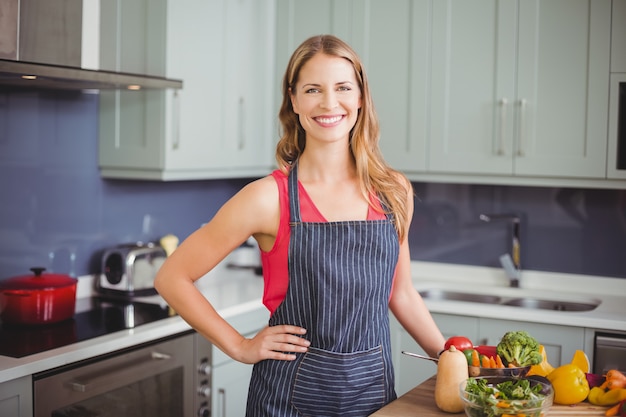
[496,330,543,367]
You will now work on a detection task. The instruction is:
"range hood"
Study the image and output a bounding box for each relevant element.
[0,59,183,91]
[0,0,182,91]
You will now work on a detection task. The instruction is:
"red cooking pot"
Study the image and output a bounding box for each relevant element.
[0,267,78,325]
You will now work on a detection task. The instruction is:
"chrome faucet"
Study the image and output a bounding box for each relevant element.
[479,213,521,287]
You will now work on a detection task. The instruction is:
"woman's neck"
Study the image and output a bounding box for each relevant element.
[297,148,356,184]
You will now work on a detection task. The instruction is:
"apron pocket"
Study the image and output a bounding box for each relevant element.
[291,345,386,417]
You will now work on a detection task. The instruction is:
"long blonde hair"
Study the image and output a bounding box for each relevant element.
[275,34,411,240]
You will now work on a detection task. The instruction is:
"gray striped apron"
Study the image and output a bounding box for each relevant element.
[246,163,399,417]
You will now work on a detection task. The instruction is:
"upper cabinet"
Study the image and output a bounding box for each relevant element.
[274,0,356,141]
[98,0,276,180]
[610,0,626,73]
[428,0,611,180]
[275,0,428,172]
[351,1,429,172]
[607,0,626,180]
[275,0,622,188]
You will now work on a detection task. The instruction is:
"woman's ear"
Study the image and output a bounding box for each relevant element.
[289,87,299,114]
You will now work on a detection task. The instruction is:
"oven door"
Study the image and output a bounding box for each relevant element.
[34,332,195,417]
[594,331,626,374]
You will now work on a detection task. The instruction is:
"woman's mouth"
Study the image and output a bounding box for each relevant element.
[314,115,344,126]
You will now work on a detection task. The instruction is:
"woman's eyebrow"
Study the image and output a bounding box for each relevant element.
[300,81,354,89]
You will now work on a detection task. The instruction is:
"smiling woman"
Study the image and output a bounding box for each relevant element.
[289,53,361,147]
[154,34,446,417]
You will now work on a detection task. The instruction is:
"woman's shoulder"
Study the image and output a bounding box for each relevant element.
[223,173,281,237]
[239,171,282,200]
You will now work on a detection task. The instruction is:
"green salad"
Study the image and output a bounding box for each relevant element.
[463,378,549,417]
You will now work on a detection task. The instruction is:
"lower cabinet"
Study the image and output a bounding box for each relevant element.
[390,313,478,395]
[212,359,254,417]
[212,306,269,417]
[0,375,32,417]
[390,312,586,396]
[477,318,586,369]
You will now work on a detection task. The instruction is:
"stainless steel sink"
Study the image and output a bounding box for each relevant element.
[419,289,599,312]
[418,289,502,304]
[500,298,598,312]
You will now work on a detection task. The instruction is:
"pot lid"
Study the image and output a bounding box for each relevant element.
[1,267,77,290]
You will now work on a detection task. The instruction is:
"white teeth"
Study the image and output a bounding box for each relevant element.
[316,115,342,124]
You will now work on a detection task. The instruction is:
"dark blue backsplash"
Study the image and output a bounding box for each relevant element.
[1,90,625,279]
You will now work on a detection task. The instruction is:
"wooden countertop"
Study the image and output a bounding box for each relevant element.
[370,376,610,416]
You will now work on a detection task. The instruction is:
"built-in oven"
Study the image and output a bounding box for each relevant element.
[0,295,214,416]
[21,298,213,417]
[594,331,626,374]
[33,331,213,417]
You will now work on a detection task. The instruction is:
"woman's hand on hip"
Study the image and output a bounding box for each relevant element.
[237,325,310,364]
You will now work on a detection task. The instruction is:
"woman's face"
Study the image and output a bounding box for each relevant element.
[290,53,361,146]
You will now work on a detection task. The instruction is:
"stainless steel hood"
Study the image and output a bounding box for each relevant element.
[0,59,183,91]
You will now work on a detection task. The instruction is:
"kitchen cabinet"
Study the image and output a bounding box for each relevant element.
[390,312,586,396]
[478,318,585,368]
[606,74,626,180]
[98,0,276,180]
[427,0,611,179]
[212,359,253,417]
[275,0,428,172]
[0,375,32,417]
[607,0,626,180]
[212,305,270,416]
[350,1,429,172]
[390,312,478,395]
[275,0,355,116]
[611,0,626,73]
[276,0,616,186]
[275,0,354,67]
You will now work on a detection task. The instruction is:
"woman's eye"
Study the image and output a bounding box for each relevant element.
[338,85,351,91]
[305,88,320,94]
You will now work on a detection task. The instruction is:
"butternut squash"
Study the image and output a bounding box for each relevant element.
[435,345,469,413]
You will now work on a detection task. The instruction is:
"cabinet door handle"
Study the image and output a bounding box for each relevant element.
[497,98,509,156]
[517,99,527,157]
[218,388,227,417]
[172,90,181,150]
[238,96,245,150]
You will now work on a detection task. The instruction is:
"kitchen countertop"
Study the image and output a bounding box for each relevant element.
[1,261,625,384]
[412,262,626,331]
[0,266,265,384]
[370,375,609,416]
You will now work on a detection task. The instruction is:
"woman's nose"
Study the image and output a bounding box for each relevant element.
[320,91,338,109]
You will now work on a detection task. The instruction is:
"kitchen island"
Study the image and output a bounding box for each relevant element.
[371,375,609,416]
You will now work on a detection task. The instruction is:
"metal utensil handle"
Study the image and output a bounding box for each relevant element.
[67,351,173,392]
[401,351,439,363]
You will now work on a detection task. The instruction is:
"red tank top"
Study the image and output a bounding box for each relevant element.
[260,170,388,314]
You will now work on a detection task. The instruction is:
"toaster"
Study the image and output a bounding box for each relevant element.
[99,243,167,296]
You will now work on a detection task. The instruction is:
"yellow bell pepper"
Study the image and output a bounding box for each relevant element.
[527,345,555,377]
[587,386,626,406]
[547,364,590,405]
